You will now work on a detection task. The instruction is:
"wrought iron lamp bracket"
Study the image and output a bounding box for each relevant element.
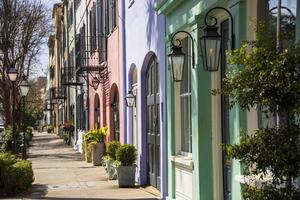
[204,6,235,50]
[170,30,196,68]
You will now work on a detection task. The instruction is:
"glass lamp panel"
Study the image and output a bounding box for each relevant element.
[204,37,221,71]
[170,54,185,82]
[8,67,18,81]
[20,83,30,97]
[125,92,135,107]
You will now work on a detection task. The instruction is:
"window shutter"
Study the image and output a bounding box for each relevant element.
[109,0,113,33]
[96,0,101,53]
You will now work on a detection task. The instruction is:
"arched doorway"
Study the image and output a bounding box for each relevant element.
[94,94,100,129]
[145,55,160,190]
[110,84,120,141]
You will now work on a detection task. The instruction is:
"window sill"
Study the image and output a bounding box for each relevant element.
[169,155,194,171]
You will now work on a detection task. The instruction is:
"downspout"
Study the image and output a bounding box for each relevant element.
[121,0,127,143]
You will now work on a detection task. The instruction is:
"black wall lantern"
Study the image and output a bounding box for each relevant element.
[125,90,136,107]
[200,7,235,72]
[168,31,195,82]
[91,76,100,90]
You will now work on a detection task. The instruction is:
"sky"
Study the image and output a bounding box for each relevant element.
[32,0,61,79]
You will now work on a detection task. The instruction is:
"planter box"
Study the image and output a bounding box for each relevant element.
[92,143,104,166]
[105,160,117,180]
[117,165,136,187]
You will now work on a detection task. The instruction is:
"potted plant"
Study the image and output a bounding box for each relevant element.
[115,144,137,187]
[90,126,107,166]
[46,124,52,133]
[83,126,107,165]
[103,141,120,180]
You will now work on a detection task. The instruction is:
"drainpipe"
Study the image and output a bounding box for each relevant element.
[121,0,127,143]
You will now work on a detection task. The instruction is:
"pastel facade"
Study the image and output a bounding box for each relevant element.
[48,1,300,199]
[48,3,64,135]
[125,0,166,197]
[88,0,125,143]
[156,0,300,199]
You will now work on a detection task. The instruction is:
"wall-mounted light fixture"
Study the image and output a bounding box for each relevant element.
[168,31,195,82]
[200,7,235,72]
[124,90,136,107]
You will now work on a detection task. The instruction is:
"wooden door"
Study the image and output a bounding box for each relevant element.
[146,57,160,190]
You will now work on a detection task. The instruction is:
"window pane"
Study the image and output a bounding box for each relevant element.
[178,37,192,153]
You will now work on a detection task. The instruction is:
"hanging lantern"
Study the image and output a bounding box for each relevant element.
[168,45,185,82]
[200,27,221,71]
[8,65,18,82]
[91,76,100,90]
[19,76,30,97]
[125,90,136,107]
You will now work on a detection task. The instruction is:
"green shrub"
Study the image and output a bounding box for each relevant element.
[25,127,34,142]
[0,153,16,187]
[0,152,34,195]
[0,126,13,152]
[4,160,34,195]
[116,144,136,166]
[46,125,53,133]
[106,141,121,160]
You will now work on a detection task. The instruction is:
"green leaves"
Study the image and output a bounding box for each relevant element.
[216,33,300,115]
[218,25,300,198]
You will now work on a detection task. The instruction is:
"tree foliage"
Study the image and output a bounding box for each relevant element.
[0,0,50,126]
[214,25,300,199]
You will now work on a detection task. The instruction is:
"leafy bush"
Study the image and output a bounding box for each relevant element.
[0,152,16,187]
[216,25,300,199]
[25,127,34,142]
[0,152,34,195]
[46,125,53,133]
[0,126,13,152]
[4,160,34,195]
[85,126,108,143]
[116,144,136,166]
[106,141,121,160]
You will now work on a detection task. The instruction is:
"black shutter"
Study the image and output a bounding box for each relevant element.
[113,0,116,28]
[96,0,101,52]
[102,0,107,61]
[89,10,93,53]
[93,3,97,51]
[108,0,113,33]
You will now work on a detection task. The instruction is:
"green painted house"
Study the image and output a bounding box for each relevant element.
[156,0,299,199]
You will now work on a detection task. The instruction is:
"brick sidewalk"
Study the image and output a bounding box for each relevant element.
[16,132,159,200]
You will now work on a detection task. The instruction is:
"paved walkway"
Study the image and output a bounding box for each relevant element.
[18,132,159,200]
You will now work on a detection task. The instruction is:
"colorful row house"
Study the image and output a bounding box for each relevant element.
[156,0,299,199]
[47,0,300,199]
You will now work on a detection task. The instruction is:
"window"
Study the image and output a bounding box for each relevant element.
[174,37,192,154]
[67,3,73,29]
[97,0,107,62]
[107,0,117,33]
[89,3,97,53]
